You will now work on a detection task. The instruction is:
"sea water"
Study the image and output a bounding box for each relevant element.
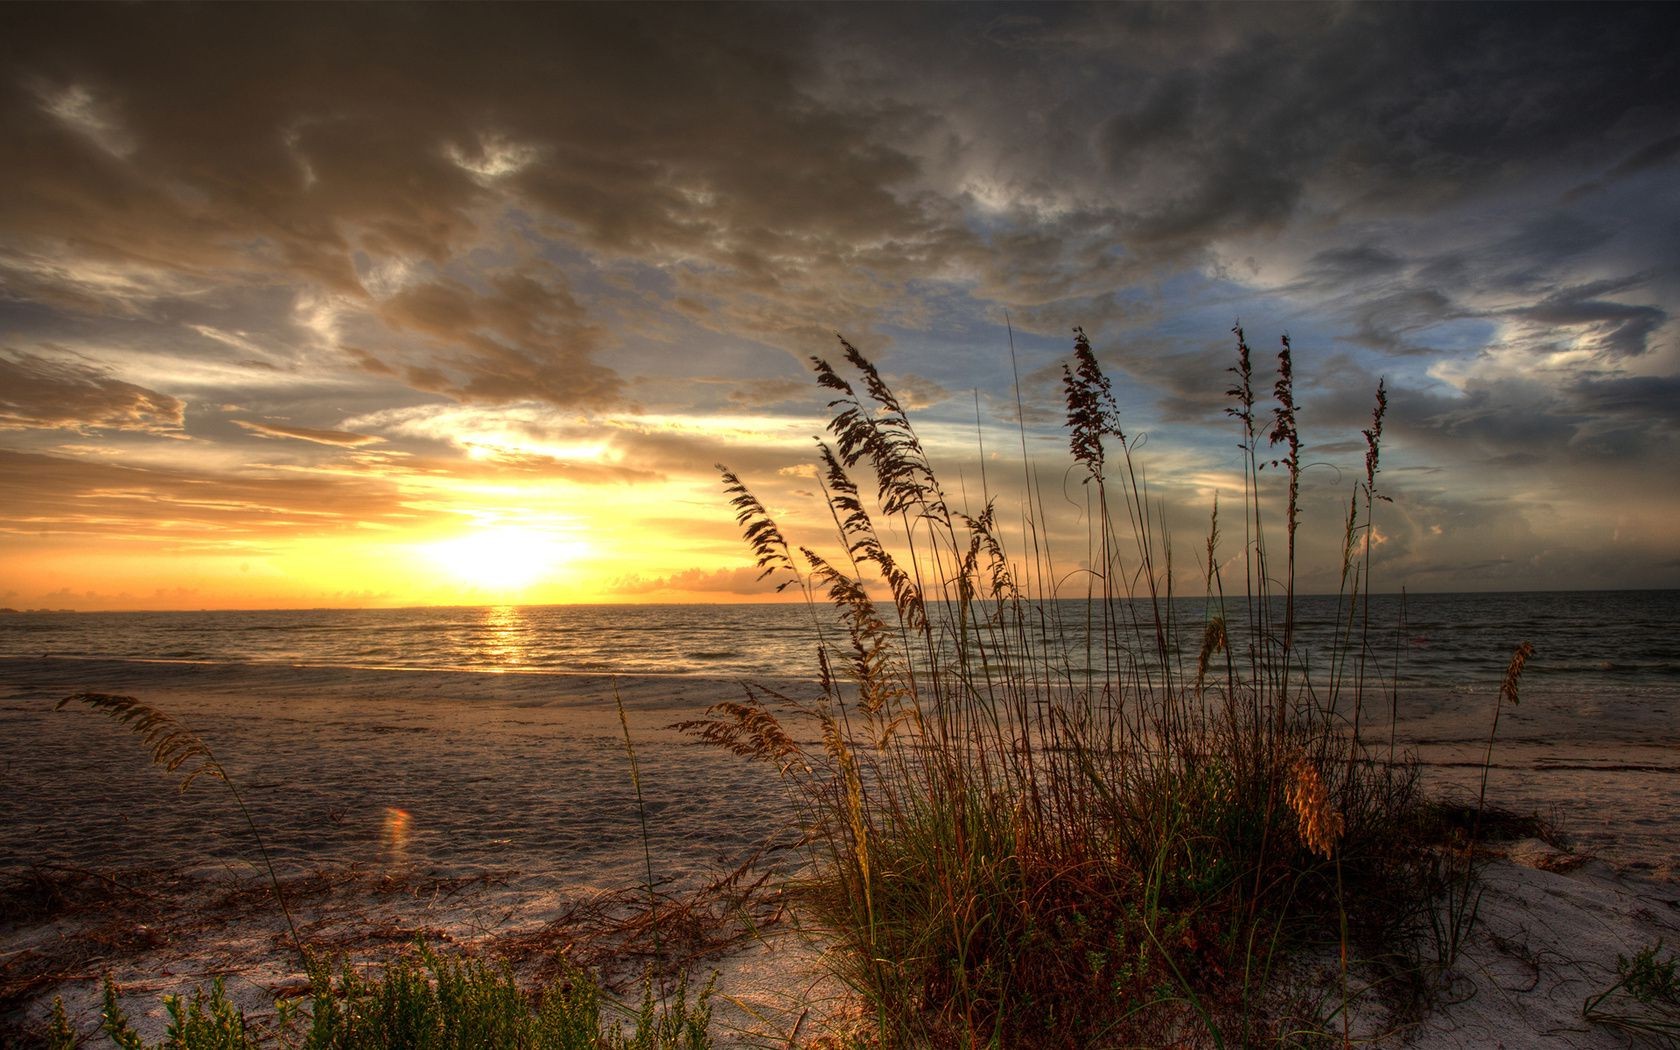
[3,592,1676,880]
[4,591,1678,691]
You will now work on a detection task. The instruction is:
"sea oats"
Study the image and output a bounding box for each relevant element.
[1501,641,1536,707]
[56,692,225,791]
[1288,754,1344,861]
[687,329,1431,1045]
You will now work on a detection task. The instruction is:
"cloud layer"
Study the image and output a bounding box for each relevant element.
[2,3,1676,604]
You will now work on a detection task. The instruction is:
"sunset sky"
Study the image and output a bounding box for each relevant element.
[3,3,1677,610]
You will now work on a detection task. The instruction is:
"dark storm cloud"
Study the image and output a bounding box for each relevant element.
[1567,132,1680,200]
[1384,365,1680,479]
[6,3,1675,362]
[1606,133,1680,180]
[0,2,977,392]
[918,3,1680,263]
[378,273,618,407]
[1566,373,1680,427]
[1512,279,1667,359]
[0,349,183,433]
[815,2,1680,519]
[1387,377,1566,456]
[1347,289,1469,356]
[1491,216,1618,279]
[1304,247,1406,286]
[0,5,484,287]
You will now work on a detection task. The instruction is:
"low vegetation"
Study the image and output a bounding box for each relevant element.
[688,328,1530,1045]
[43,951,712,1050]
[40,695,729,1049]
[1582,940,1680,1045]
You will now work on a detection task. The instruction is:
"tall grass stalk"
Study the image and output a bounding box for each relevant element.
[56,693,307,964]
[689,328,1434,1044]
[1429,640,1537,980]
[616,680,661,957]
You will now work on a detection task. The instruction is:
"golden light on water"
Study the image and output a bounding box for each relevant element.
[479,605,530,671]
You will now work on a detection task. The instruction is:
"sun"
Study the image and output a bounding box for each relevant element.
[424,526,581,593]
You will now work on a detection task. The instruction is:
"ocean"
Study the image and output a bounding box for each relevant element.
[4,590,1678,692]
[3,591,1677,883]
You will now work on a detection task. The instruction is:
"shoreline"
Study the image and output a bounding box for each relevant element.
[7,831,1677,1046]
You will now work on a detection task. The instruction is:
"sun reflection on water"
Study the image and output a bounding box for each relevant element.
[479,604,529,671]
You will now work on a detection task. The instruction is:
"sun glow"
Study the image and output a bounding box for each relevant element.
[423,526,584,593]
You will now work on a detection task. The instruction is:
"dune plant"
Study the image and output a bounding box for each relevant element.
[99,974,252,1050]
[1582,940,1680,1044]
[688,328,1434,1046]
[303,947,715,1050]
[83,950,715,1049]
[56,692,306,962]
[47,997,75,1050]
[614,682,662,958]
[1426,640,1537,983]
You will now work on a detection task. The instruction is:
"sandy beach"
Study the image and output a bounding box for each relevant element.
[3,655,1677,1046]
[2,657,822,1044]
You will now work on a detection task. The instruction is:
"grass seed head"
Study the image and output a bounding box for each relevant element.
[1287,754,1345,860]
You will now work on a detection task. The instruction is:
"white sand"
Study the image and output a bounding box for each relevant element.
[1396,848,1680,1048]
[2,657,1676,1046]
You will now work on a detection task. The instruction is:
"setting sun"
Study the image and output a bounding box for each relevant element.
[423,527,585,593]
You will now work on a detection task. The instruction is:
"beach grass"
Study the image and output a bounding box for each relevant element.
[51,950,715,1050]
[54,692,307,964]
[688,327,1526,1045]
[1581,940,1680,1044]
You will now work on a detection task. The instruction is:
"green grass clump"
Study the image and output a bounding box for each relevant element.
[690,327,1472,1046]
[1582,940,1680,1045]
[302,947,713,1050]
[70,948,714,1049]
